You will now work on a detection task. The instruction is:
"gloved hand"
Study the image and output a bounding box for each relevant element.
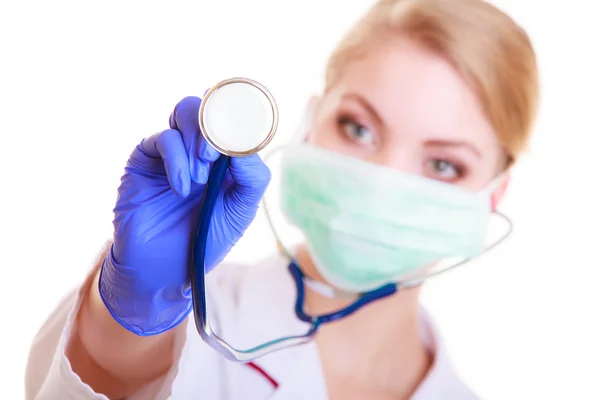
[99,96,271,336]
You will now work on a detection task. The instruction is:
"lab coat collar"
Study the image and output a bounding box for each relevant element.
[228,253,321,388]
[227,253,471,399]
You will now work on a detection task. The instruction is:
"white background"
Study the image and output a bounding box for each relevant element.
[1,0,599,399]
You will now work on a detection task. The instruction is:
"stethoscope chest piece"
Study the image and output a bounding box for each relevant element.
[199,77,279,156]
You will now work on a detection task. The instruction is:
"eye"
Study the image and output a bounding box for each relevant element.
[339,118,374,146]
[427,159,464,181]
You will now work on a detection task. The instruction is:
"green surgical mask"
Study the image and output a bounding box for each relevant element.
[280,142,502,293]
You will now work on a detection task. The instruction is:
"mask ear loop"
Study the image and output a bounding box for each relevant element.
[262,94,321,262]
[262,95,362,301]
[261,144,360,300]
[262,97,317,259]
[262,144,293,261]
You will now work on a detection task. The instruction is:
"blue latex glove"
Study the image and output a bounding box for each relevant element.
[99,96,271,336]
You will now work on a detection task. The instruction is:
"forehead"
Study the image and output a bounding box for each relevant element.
[331,38,499,149]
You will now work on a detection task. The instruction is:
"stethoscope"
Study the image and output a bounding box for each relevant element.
[191,77,514,363]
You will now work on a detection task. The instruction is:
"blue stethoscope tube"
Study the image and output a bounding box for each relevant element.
[190,153,398,362]
[191,153,231,337]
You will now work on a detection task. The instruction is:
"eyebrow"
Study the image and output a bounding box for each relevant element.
[341,93,384,126]
[342,93,482,158]
[424,139,482,158]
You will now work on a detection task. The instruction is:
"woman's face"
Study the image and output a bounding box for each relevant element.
[308,37,506,191]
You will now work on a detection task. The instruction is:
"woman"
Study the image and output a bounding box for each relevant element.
[25,0,539,399]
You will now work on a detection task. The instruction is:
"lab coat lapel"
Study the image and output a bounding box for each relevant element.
[230,254,328,398]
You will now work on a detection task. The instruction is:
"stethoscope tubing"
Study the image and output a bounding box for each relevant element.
[189,157,399,362]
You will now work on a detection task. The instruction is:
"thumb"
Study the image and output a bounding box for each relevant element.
[227,154,272,205]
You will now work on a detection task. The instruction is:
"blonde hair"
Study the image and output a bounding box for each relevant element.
[325,0,539,163]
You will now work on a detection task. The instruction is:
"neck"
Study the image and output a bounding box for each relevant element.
[296,246,432,398]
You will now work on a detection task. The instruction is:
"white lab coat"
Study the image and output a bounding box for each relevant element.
[25,242,479,399]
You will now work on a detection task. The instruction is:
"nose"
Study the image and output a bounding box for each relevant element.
[369,145,420,175]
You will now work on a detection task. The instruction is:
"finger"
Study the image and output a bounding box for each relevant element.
[197,138,220,163]
[169,95,222,185]
[228,154,272,203]
[169,96,207,183]
[168,96,202,148]
[194,89,220,167]
[142,129,191,197]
